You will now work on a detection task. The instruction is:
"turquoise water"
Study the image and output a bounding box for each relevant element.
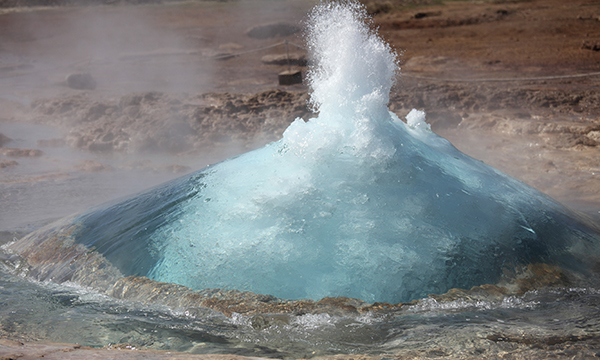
[2,1,600,357]
[7,0,600,304]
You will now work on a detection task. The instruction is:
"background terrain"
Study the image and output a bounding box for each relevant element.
[1,0,599,232]
[0,0,599,358]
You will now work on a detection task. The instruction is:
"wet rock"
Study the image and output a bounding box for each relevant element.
[389,81,600,116]
[30,90,311,156]
[0,158,18,168]
[582,40,600,51]
[587,130,600,142]
[218,42,243,51]
[0,231,26,246]
[66,72,97,90]
[413,11,440,19]
[0,338,270,360]
[542,160,557,172]
[486,332,595,346]
[0,148,44,157]
[261,53,308,66]
[87,141,114,153]
[549,134,598,148]
[0,132,11,147]
[118,93,144,108]
[250,314,291,330]
[30,94,88,116]
[211,51,236,61]
[82,102,115,122]
[245,22,300,39]
[425,110,462,130]
[73,159,113,173]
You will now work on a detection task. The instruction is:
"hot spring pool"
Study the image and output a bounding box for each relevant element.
[2,1,600,358]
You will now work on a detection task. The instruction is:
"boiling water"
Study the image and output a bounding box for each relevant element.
[2,1,600,357]
[1,269,600,357]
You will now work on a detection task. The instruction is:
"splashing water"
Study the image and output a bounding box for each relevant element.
[6,1,600,305]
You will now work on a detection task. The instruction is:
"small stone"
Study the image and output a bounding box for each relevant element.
[0,132,11,147]
[587,130,600,142]
[66,72,97,90]
[261,53,307,66]
[581,40,600,51]
[0,148,43,157]
[74,159,113,173]
[0,159,18,168]
[278,70,302,85]
[245,22,300,39]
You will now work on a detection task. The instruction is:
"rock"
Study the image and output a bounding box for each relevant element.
[424,110,462,130]
[542,160,557,172]
[548,133,598,148]
[88,141,114,153]
[73,159,113,173]
[0,148,44,157]
[582,40,600,51]
[0,337,270,360]
[82,102,111,122]
[245,22,300,39]
[218,42,243,51]
[66,72,97,90]
[587,130,600,142]
[212,52,237,61]
[278,69,302,85]
[250,314,290,330]
[30,90,312,156]
[261,53,307,66]
[0,158,18,168]
[0,132,11,147]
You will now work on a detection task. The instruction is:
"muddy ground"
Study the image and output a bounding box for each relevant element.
[0,0,598,222]
[0,0,599,357]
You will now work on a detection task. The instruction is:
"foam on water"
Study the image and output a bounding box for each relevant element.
[7,0,600,305]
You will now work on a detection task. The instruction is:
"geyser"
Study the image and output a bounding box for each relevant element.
[8,1,600,304]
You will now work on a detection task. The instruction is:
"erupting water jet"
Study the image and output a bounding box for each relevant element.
[7,1,600,304]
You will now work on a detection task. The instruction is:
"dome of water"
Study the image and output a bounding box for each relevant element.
[8,1,600,304]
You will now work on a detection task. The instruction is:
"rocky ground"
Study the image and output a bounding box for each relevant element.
[0,0,598,213]
[0,0,600,358]
[2,337,600,360]
[27,89,310,157]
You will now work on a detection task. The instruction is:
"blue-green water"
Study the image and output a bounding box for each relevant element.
[7,0,600,305]
[1,1,600,358]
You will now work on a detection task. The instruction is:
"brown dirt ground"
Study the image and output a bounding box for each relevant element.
[1,0,600,358]
[0,0,598,213]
